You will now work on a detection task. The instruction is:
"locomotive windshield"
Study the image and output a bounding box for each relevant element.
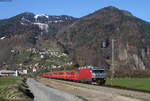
[92,70,105,74]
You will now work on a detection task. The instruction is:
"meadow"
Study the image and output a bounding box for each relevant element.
[106,78,150,91]
[0,77,22,86]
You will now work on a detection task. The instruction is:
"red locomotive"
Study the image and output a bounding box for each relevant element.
[42,66,107,85]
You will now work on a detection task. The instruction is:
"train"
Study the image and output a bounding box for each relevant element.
[42,66,107,85]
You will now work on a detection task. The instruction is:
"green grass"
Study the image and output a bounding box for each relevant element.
[0,97,32,101]
[0,77,33,101]
[0,77,22,86]
[15,51,31,64]
[106,78,150,91]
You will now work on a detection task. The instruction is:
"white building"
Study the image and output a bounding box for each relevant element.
[0,70,18,77]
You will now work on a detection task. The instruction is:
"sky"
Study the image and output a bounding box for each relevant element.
[0,0,150,22]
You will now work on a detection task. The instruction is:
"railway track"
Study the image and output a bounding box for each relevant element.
[38,78,150,101]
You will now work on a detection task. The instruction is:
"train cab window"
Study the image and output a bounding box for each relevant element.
[92,70,105,74]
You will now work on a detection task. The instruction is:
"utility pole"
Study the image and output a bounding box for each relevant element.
[111,39,115,85]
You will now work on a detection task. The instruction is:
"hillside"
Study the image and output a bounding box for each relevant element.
[0,13,76,68]
[57,6,150,76]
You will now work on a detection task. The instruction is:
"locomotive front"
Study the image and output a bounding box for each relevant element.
[91,67,107,85]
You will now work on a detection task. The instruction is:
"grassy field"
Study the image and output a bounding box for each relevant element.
[0,97,33,101]
[106,78,150,91]
[0,77,22,86]
[0,77,33,101]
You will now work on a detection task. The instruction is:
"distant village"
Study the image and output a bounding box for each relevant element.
[0,47,73,77]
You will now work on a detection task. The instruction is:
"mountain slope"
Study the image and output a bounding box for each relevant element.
[0,12,76,67]
[0,12,76,38]
[57,6,150,75]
